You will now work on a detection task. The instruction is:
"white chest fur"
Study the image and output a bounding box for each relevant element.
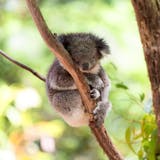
[58,107,89,127]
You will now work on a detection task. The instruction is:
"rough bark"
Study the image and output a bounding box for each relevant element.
[131,0,160,140]
[25,0,123,159]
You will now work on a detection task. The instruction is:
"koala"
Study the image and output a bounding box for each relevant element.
[46,33,111,127]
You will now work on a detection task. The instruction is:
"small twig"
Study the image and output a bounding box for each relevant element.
[0,50,46,82]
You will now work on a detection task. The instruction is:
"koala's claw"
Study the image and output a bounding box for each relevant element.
[93,107,104,126]
[93,102,110,127]
[90,89,100,100]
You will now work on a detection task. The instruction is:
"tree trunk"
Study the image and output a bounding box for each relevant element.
[131,0,160,141]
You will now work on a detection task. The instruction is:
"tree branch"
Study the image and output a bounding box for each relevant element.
[0,50,46,82]
[131,0,160,141]
[25,0,123,159]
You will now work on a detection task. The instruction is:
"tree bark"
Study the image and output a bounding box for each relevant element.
[25,0,123,159]
[131,0,160,141]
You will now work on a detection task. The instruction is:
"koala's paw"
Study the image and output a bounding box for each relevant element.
[90,89,100,100]
[95,79,104,90]
[89,79,104,90]
[93,102,110,127]
[86,76,104,90]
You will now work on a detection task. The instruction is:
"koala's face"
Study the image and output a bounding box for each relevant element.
[68,40,100,72]
[59,33,110,73]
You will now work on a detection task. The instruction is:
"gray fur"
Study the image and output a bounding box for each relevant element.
[46,33,111,127]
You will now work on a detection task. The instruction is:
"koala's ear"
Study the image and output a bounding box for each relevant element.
[96,38,110,57]
[58,34,69,49]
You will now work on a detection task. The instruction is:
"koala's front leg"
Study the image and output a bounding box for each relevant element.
[90,69,111,127]
[90,87,111,127]
[85,73,104,90]
[93,101,111,127]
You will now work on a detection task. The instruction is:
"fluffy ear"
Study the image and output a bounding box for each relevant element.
[58,34,69,49]
[96,37,110,57]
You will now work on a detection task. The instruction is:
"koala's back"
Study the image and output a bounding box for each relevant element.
[46,59,76,90]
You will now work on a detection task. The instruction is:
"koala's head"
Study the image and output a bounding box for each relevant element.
[58,33,110,73]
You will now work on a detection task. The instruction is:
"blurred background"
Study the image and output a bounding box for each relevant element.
[0,0,156,160]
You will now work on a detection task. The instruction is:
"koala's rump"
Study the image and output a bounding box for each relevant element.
[52,90,89,127]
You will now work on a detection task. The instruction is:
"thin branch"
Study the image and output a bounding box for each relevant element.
[0,50,46,82]
[25,0,123,159]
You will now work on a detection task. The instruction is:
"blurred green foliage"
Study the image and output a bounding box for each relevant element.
[0,0,157,160]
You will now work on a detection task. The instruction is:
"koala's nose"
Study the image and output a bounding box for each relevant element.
[82,63,89,70]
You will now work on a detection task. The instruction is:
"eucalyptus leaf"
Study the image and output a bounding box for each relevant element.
[116,82,128,90]
[125,127,136,154]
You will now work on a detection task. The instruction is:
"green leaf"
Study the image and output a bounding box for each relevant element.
[116,82,128,90]
[148,129,157,160]
[125,127,136,154]
[140,93,145,102]
[110,62,118,70]
[137,148,144,159]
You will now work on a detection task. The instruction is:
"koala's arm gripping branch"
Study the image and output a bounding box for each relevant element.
[25,0,123,159]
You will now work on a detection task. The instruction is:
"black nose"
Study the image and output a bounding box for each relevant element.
[82,63,89,70]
